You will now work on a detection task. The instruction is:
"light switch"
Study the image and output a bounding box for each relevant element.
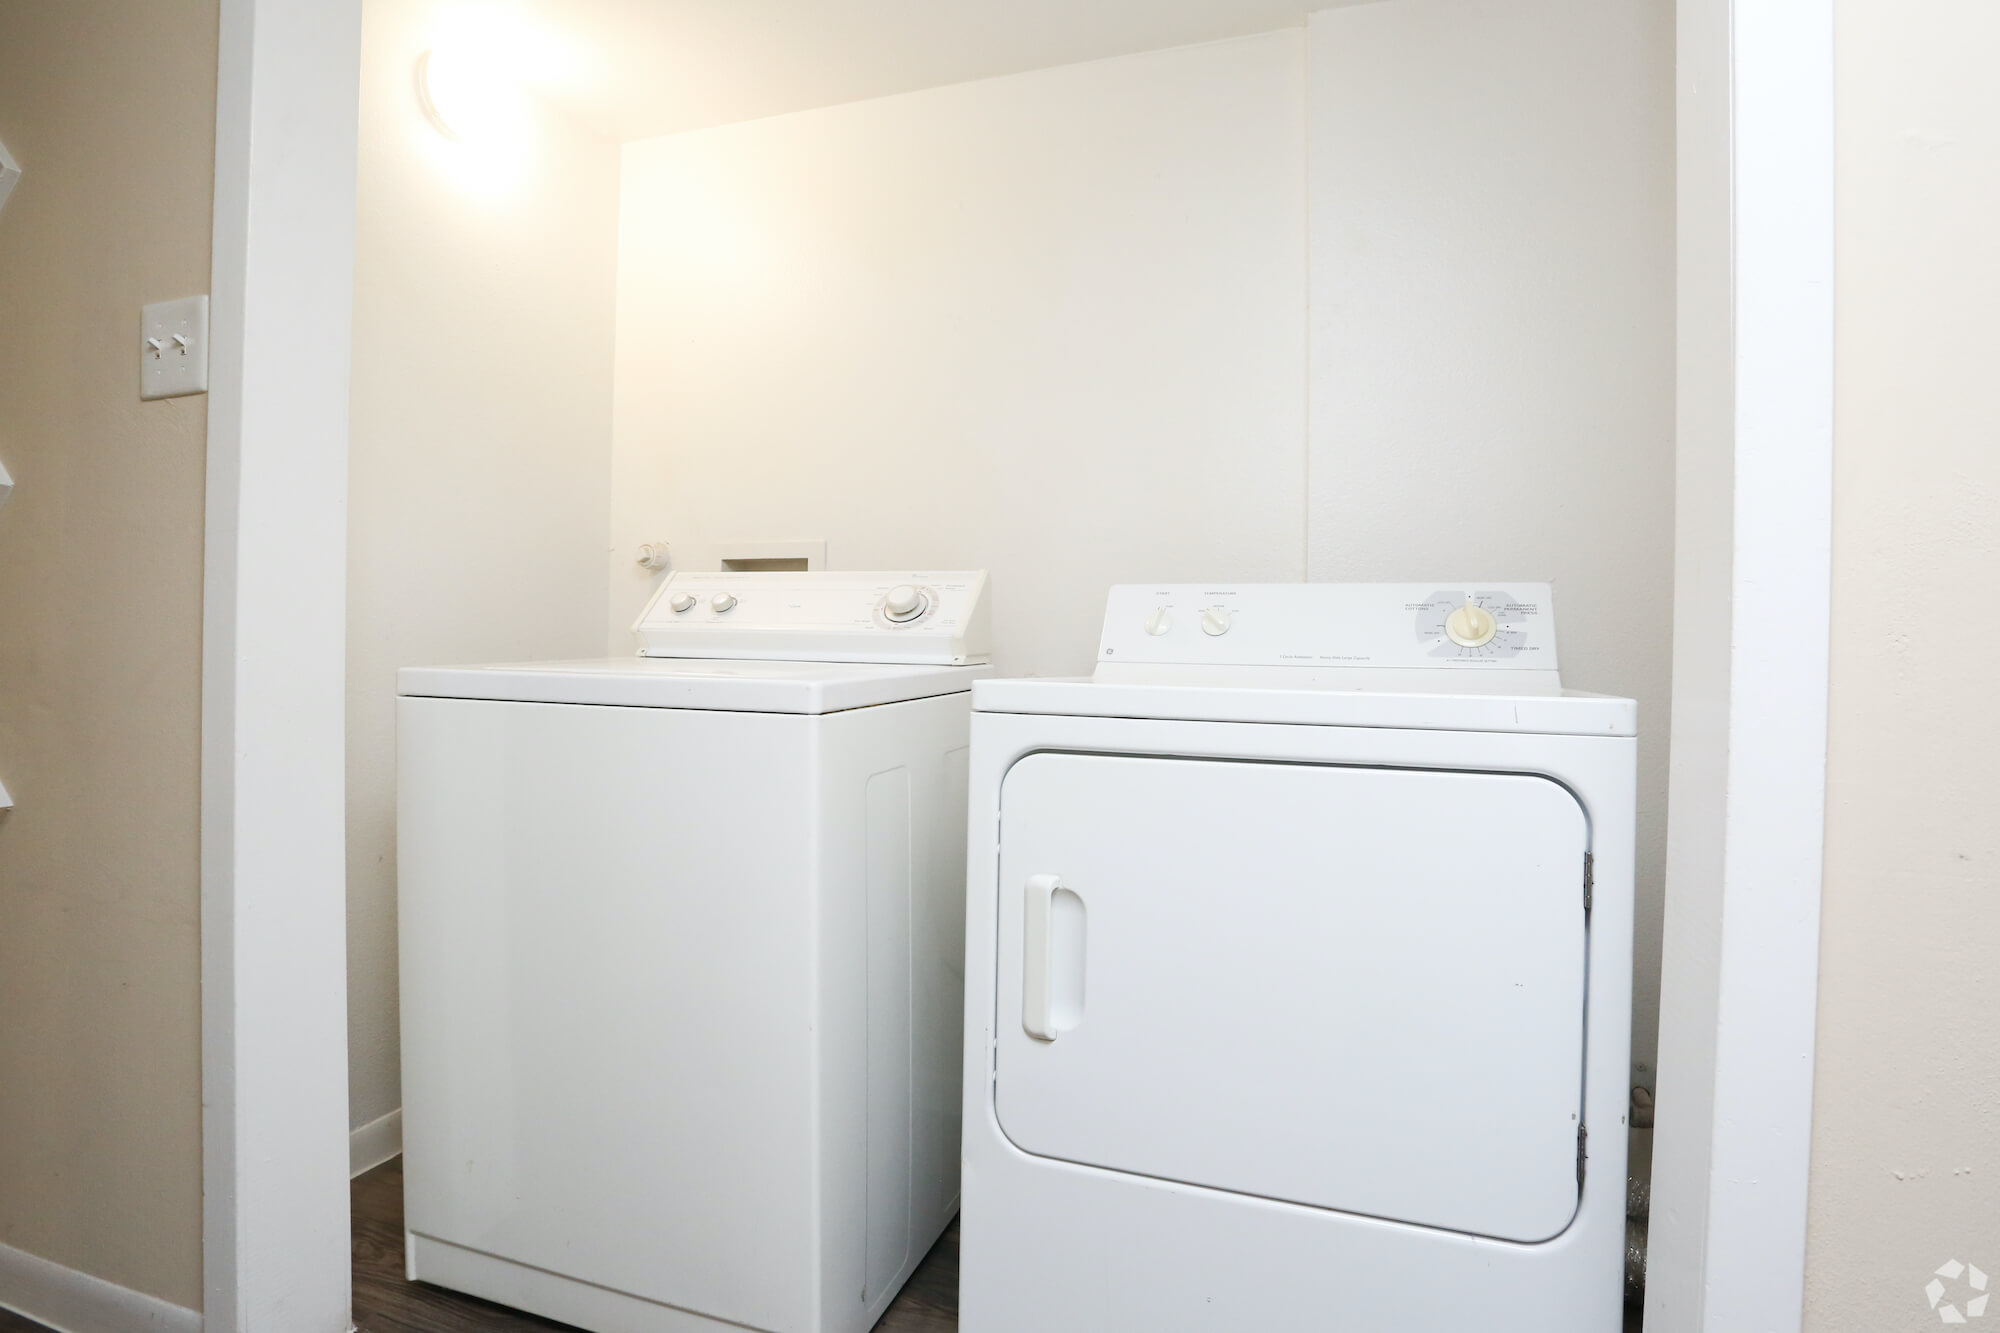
[0,137,19,217]
[140,296,209,400]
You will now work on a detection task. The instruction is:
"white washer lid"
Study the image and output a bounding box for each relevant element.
[400,658,991,715]
[973,675,1635,737]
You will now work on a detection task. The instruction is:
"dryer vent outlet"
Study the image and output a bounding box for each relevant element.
[723,557,809,572]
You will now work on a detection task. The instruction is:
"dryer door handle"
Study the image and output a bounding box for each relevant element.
[1022,873,1085,1042]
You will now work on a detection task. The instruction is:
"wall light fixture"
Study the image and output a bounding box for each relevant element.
[417,44,507,142]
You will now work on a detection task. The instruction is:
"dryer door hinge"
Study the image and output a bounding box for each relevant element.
[1583,852,1594,918]
[1577,1123,1588,1186]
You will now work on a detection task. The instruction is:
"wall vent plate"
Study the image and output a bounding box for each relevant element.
[716,540,825,573]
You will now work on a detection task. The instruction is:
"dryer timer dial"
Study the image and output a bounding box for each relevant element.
[1444,600,1497,647]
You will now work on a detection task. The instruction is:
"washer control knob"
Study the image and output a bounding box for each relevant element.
[668,592,696,614]
[1444,599,1497,647]
[1200,607,1232,637]
[882,585,929,622]
[1143,607,1173,636]
[710,592,738,614]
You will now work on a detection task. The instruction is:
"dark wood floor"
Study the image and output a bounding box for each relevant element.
[353,1157,957,1332]
[0,1166,1642,1332]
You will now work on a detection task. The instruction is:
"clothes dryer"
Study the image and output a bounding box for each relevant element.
[398,571,989,1333]
[960,584,1634,1332]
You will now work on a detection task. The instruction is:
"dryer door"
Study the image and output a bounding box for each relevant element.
[992,751,1589,1243]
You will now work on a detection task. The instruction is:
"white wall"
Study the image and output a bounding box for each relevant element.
[607,31,1310,673]
[1305,0,1675,1080]
[346,0,620,1135]
[1805,0,2000,1323]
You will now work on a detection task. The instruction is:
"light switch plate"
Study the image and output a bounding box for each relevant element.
[0,456,12,514]
[140,296,209,400]
[0,137,19,217]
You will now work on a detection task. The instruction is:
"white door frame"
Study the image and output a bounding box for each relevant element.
[199,1,1833,1328]
[1646,0,1835,1329]
[202,0,363,1328]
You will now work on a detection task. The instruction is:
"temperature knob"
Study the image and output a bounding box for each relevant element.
[882,585,929,622]
[1444,599,1497,647]
[668,592,696,614]
[1200,607,1232,637]
[710,592,738,614]
[1143,607,1173,636]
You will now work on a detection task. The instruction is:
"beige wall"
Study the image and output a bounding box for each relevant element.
[1806,2,2000,1326]
[0,0,217,1312]
[346,0,621,1133]
[607,32,1310,672]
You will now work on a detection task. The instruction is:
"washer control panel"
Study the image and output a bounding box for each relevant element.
[1097,584,1557,671]
[635,570,990,664]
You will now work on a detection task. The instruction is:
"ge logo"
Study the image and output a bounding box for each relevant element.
[1927,1260,1990,1324]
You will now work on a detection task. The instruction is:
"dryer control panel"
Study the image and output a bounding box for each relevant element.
[1097,584,1558,673]
[635,570,991,665]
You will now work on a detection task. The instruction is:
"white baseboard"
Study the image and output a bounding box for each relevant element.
[0,1240,201,1333]
[349,1107,403,1178]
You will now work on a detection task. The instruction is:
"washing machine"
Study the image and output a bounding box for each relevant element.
[960,583,1634,1332]
[397,570,990,1333]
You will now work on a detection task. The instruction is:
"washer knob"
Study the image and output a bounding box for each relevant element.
[1143,607,1173,636]
[882,585,929,622]
[1444,599,1497,647]
[667,592,696,613]
[1200,607,1232,637]
[710,592,738,613]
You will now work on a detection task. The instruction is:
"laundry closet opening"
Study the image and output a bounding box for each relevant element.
[343,1,1672,1328]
